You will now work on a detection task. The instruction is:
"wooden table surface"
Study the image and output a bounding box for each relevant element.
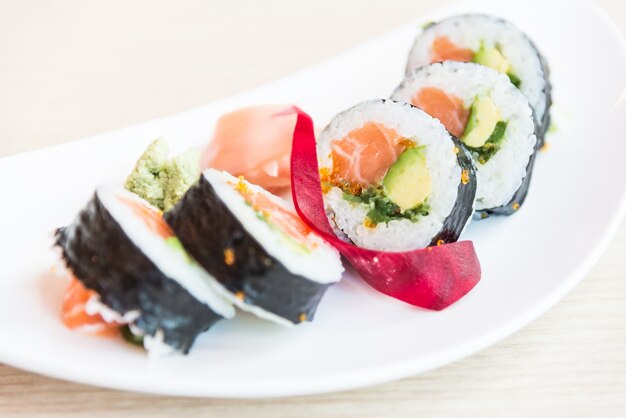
[1,1,625,416]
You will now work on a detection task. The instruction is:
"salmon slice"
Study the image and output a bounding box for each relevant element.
[412,88,470,138]
[430,36,474,63]
[234,179,316,250]
[329,122,406,187]
[202,105,297,191]
[119,196,174,239]
[62,276,120,336]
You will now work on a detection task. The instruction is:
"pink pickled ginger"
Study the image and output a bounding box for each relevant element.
[201,105,297,191]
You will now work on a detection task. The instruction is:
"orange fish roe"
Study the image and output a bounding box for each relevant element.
[397,138,417,149]
[461,169,471,185]
[512,202,520,211]
[436,239,445,246]
[320,165,363,196]
[235,291,245,301]
[223,248,236,266]
[299,313,308,322]
[363,218,376,228]
[234,176,252,196]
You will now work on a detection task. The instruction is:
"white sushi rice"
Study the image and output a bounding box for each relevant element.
[204,169,343,284]
[392,62,536,210]
[96,186,236,352]
[317,99,461,252]
[84,295,140,324]
[142,329,175,358]
[406,14,548,129]
[202,169,344,326]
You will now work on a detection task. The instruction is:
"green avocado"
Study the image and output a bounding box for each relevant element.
[474,43,521,87]
[474,43,511,74]
[164,236,196,264]
[382,147,432,211]
[461,96,501,148]
[507,72,522,88]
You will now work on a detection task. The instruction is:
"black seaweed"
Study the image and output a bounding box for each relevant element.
[165,177,331,324]
[430,137,477,245]
[468,44,547,218]
[475,42,549,218]
[532,46,552,149]
[476,41,549,218]
[474,147,537,218]
[55,193,225,354]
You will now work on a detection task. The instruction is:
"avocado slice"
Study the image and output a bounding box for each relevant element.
[474,43,521,87]
[474,44,511,74]
[382,147,432,211]
[461,96,501,148]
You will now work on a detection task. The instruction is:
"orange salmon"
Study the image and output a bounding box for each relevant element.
[329,122,407,187]
[62,276,119,336]
[119,196,174,239]
[234,179,316,250]
[431,36,474,63]
[412,87,469,138]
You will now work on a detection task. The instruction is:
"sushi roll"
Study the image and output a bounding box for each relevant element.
[55,187,235,355]
[391,62,537,216]
[164,169,344,327]
[317,99,476,252]
[406,14,551,145]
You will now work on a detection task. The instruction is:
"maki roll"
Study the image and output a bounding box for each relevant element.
[317,99,476,252]
[406,14,551,145]
[55,187,235,355]
[391,62,537,216]
[164,169,344,327]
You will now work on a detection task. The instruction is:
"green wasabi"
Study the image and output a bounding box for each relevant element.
[124,138,200,211]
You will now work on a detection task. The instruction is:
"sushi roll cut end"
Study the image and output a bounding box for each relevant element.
[317,99,476,252]
[406,14,551,143]
[165,169,344,327]
[56,186,234,355]
[392,61,537,214]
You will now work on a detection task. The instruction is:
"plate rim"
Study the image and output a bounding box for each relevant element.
[1,0,625,398]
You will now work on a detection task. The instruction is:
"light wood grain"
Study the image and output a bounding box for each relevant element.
[1,1,625,417]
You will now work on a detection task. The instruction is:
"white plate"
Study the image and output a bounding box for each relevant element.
[0,0,625,398]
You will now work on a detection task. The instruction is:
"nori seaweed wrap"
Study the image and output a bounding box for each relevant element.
[165,169,344,326]
[55,187,234,354]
